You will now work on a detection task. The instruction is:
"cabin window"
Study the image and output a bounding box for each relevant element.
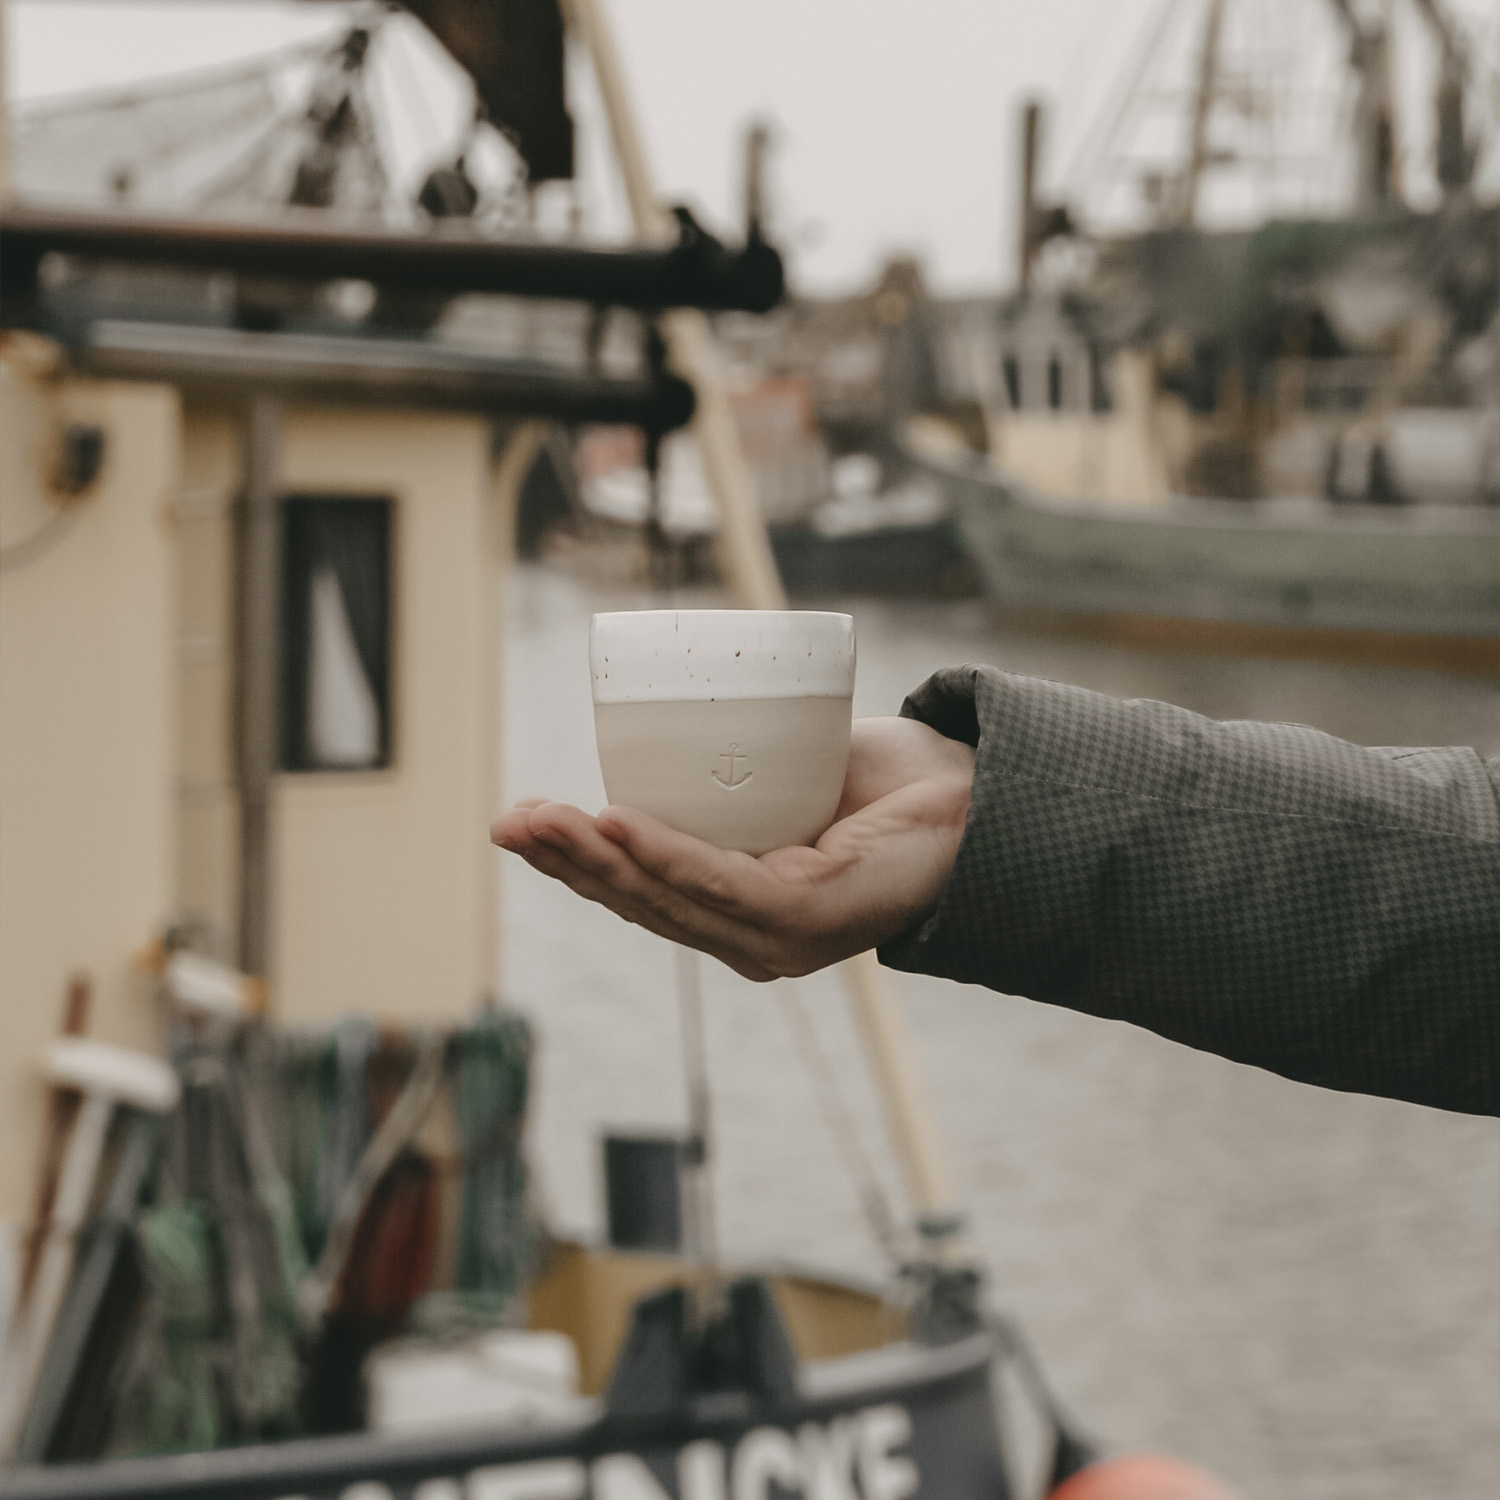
[1089,346,1113,413]
[1002,355,1022,411]
[279,496,392,772]
[1047,355,1063,411]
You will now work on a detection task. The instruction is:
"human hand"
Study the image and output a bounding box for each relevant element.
[490,716,974,981]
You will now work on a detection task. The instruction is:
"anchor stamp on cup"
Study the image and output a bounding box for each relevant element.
[712,743,753,790]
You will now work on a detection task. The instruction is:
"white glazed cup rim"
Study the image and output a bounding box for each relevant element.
[590,609,855,705]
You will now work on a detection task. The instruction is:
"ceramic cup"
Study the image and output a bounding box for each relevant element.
[590,610,856,855]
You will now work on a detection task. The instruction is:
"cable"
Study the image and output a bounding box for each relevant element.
[772,983,905,1269]
[12,35,335,129]
[1061,0,1187,203]
[191,107,307,208]
[675,947,721,1291]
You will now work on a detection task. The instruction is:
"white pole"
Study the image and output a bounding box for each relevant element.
[0,1097,111,1459]
[841,951,957,1227]
[563,0,963,1241]
[0,0,11,204]
[481,420,547,1003]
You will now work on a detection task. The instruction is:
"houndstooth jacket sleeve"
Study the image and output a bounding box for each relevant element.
[877,666,1500,1116]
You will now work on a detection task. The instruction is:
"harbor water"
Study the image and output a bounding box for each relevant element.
[503,563,1499,1500]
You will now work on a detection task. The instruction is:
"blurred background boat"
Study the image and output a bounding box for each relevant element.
[914,439,1500,651]
[903,0,1500,651]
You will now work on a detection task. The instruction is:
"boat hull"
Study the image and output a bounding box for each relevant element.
[925,454,1500,640]
[0,1333,1008,1500]
[768,521,980,598]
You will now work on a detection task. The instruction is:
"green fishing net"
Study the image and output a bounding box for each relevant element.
[453,1007,535,1304]
[91,1006,535,1458]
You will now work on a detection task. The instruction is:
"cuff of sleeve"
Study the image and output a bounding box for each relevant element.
[877,665,991,976]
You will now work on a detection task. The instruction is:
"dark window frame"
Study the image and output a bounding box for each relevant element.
[1002,355,1022,411]
[278,494,394,774]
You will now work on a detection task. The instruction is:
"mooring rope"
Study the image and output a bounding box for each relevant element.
[772,983,905,1268]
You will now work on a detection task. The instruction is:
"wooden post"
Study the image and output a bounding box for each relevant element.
[564,0,963,1241]
[237,395,280,980]
[1018,100,1041,291]
[1176,0,1225,228]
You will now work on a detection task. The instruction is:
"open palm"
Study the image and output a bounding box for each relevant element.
[490,716,974,980]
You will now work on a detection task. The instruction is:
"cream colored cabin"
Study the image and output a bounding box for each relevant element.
[987,347,1175,507]
[0,338,523,1227]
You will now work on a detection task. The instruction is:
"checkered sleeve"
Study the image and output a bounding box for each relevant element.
[877,666,1500,1116]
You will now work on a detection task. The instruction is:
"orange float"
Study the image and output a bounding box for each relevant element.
[1049,1454,1239,1500]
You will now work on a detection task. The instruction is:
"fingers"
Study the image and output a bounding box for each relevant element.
[491,797,580,853]
[490,807,539,850]
[490,793,918,982]
[503,803,783,980]
[530,805,753,944]
[594,804,809,923]
[506,824,735,965]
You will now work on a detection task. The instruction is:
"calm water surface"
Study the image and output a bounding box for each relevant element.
[501,563,1499,1500]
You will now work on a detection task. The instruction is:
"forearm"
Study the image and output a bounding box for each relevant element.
[879,666,1500,1116]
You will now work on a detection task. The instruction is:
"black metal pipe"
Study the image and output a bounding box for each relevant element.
[0,204,783,316]
[74,322,696,431]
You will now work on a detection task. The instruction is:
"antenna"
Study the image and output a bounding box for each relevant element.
[743,119,771,242]
[1019,100,1042,289]
[1175,0,1227,226]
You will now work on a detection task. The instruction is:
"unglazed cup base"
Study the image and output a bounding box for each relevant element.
[595,696,851,855]
[590,611,856,856]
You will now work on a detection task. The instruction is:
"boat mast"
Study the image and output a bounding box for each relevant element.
[1175,0,1227,227]
[562,0,966,1253]
[559,0,783,612]
[1411,0,1475,197]
[1019,100,1042,288]
[0,0,10,204]
[1326,0,1402,211]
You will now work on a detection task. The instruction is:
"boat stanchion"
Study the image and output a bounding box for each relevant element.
[602,1274,801,1420]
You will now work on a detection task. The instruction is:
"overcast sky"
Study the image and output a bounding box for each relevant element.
[7,0,1498,293]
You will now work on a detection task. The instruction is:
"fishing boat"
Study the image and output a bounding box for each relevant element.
[915,441,1500,644]
[924,0,1500,660]
[918,0,1500,650]
[0,1248,1014,1500]
[0,6,1119,1497]
[0,977,1025,1498]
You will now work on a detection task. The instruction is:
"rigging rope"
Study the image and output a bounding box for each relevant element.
[772,984,905,1269]
[12,35,333,128]
[675,945,720,1303]
[1061,0,1188,207]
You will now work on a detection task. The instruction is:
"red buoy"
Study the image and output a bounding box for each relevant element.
[1049,1454,1239,1500]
